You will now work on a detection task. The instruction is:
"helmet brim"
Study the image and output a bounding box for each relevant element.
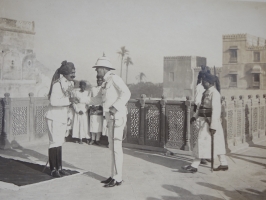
[92,65,115,70]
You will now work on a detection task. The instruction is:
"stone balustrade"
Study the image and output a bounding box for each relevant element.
[0,93,265,153]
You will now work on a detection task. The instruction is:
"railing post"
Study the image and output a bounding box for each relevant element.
[264,94,266,136]
[0,93,11,149]
[256,94,261,139]
[248,95,253,141]
[139,94,146,145]
[29,93,34,141]
[160,95,167,148]
[184,96,192,151]
[239,95,245,143]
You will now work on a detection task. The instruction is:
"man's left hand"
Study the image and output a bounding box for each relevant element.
[109,106,117,115]
[210,129,216,135]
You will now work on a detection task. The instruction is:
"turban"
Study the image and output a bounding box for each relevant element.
[48,60,75,99]
[58,61,75,75]
[202,73,216,85]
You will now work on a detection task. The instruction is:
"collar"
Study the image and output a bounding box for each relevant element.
[103,71,115,80]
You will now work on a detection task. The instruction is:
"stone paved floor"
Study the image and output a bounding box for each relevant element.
[0,140,265,200]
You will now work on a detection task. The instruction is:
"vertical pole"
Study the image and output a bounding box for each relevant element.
[29,93,34,141]
[248,95,253,140]
[0,93,11,149]
[184,96,192,151]
[139,94,146,145]
[160,95,167,148]
[264,94,266,136]
[256,94,260,139]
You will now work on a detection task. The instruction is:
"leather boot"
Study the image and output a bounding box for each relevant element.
[49,147,57,171]
[57,146,70,176]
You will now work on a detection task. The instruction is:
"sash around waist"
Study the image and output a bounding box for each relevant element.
[198,108,212,117]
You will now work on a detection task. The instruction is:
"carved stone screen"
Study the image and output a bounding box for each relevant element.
[0,99,3,134]
[126,101,140,144]
[145,103,160,147]
[165,104,186,149]
[12,106,28,135]
[35,106,48,137]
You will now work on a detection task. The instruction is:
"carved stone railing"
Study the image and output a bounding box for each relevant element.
[125,93,266,152]
[124,95,188,150]
[0,93,49,149]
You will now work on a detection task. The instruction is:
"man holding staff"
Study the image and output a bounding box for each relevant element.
[182,73,228,173]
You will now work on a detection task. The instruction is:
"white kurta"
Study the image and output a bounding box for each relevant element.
[72,89,90,139]
[89,86,103,133]
[193,86,226,159]
[45,76,74,148]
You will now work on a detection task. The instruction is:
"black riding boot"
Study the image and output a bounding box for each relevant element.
[57,146,70,176]
[49,147,61,178]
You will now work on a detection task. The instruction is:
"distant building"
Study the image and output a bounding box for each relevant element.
[163,56,206,100]
[0,18,51,97]
[221,34,266,91]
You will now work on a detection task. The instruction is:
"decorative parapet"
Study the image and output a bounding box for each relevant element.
[164,56,192,60]
[246,46,266,51]
[0,18,35,35]
[223,34,247,39]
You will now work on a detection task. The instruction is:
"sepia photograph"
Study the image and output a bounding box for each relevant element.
[0,0,266,199]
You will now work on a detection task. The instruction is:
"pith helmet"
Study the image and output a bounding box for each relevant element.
[93,53,115,70]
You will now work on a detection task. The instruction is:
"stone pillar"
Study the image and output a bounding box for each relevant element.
[0,93,11,149]
[248,95,253,141]
[139,94,146,145]
[184,96,192,151]
[29,93,34,141]
[160,95,167,148]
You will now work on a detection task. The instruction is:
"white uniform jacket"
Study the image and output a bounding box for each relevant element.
[193,86,226,158]
[101,71,131,118]
[45,76,74,124]
[194,83,205,108]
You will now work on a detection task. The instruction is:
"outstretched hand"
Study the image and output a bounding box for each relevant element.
[190,117,196,124]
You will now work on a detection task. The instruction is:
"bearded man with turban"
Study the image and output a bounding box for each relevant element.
[183,73,228,173]
[45,60,77,178]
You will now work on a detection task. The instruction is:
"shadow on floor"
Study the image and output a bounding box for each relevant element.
[0,156,79,186]
[147,184,224,200]
[82,171,106,182]
[123,148,210,172]
[197,181,266,200]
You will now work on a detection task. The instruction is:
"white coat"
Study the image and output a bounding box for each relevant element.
[45,76,74,148]
[193,86,226,158]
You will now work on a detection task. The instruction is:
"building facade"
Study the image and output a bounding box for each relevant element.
[221,34,266,91]
[0,18,51,97]
[163,56,206,100]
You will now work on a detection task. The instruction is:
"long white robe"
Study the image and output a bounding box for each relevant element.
[89,86,103,133]
[193,86,226,158]
[72,90,90,139]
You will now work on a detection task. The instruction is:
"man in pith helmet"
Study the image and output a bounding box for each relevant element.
[93,53,131,187]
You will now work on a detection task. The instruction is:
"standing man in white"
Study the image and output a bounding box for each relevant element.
[89,76,104,145]
[45,61,77,177]
[92,54,131,187]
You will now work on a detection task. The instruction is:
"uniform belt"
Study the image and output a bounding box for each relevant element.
[198,108,212,117]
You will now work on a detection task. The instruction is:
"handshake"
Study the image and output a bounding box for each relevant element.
[69,97,79,104]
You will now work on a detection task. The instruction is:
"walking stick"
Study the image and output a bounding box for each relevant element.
[42,160,49,173]
[211,132,214,172]
[110,114,118,176]
[204,114,214,172]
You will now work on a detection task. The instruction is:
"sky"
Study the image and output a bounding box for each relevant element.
[0,0,266,85]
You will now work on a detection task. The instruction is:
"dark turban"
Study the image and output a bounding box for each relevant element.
[58,61,75,75]
[202,73,216,85]
[48,60,75,99]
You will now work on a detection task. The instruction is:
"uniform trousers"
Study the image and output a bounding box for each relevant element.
[106,112,126,182]
[191,154,228,168]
